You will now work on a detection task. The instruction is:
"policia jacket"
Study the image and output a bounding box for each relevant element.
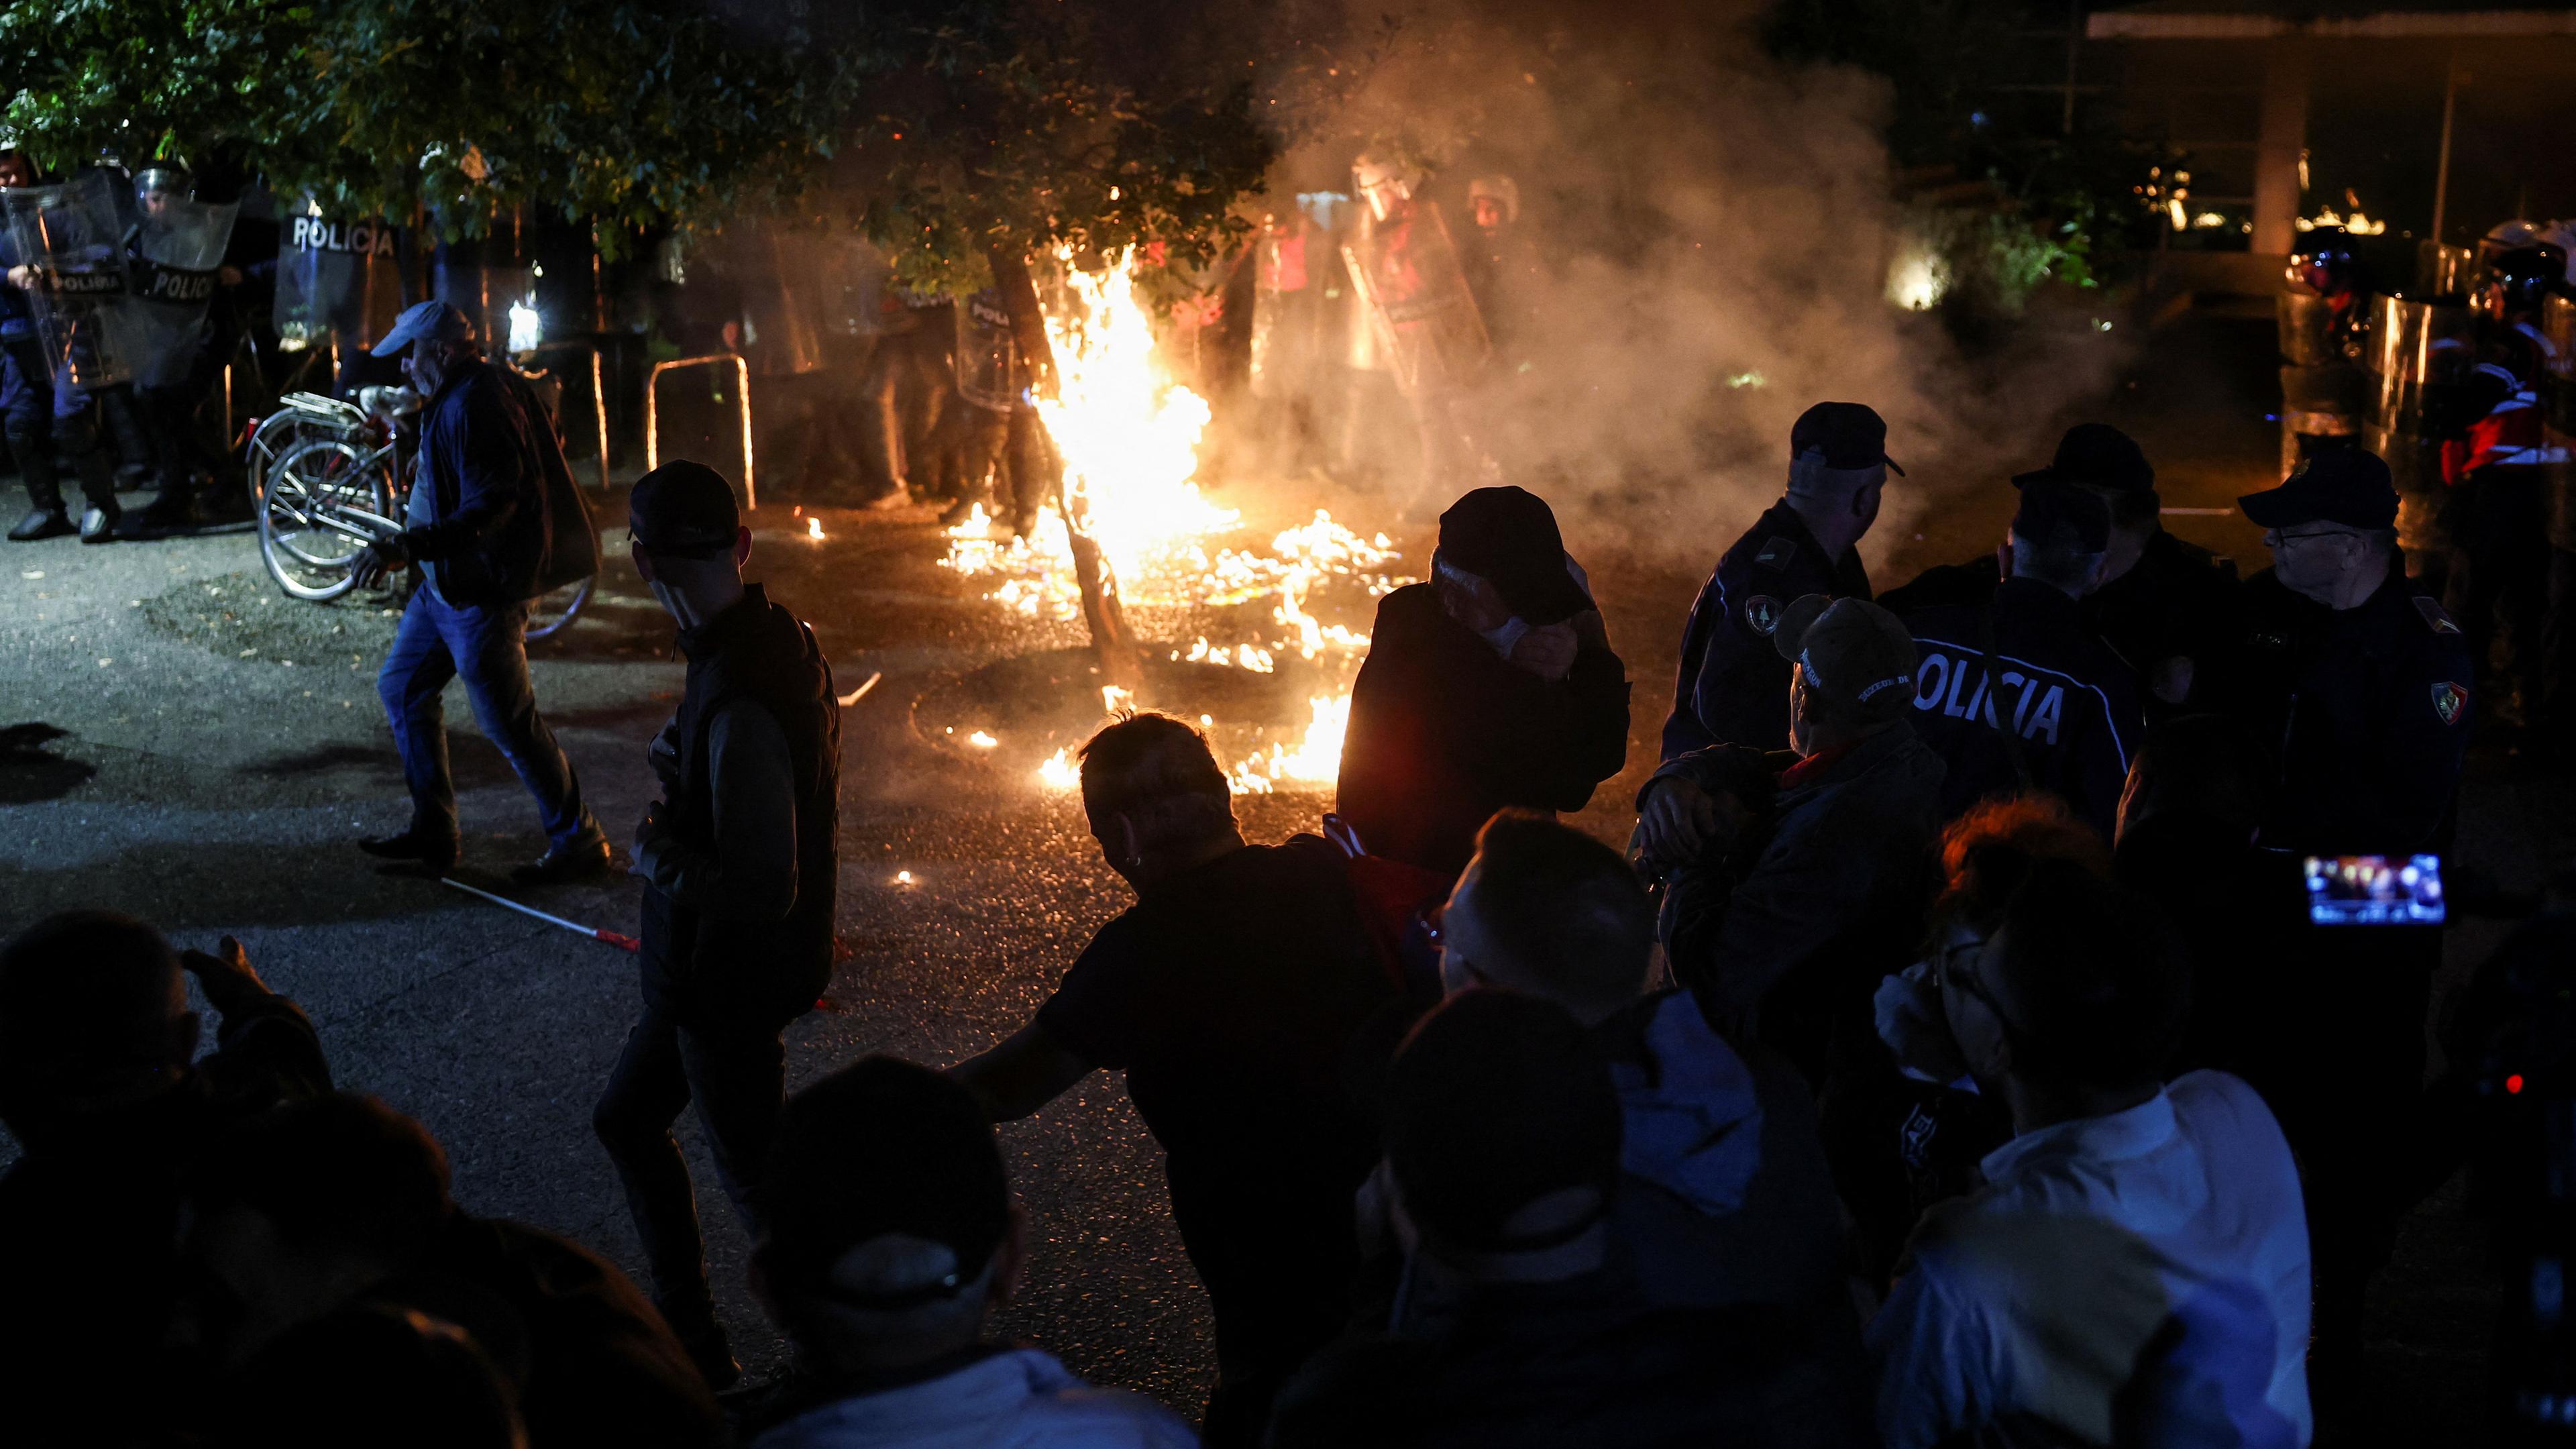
[1664,501,1871,759]
[2229,562,2473,855]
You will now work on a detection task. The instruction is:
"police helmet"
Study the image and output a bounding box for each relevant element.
[2485,245,2569,319]
[133,164,191,200]
[2290,225,2361,296]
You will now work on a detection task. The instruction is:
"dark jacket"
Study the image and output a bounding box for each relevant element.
[1904,577,2145,839]
[1664,500,1872,759]
[0,986,330,1444]
[2228,561,2473,854]
[1654,724,1945,1083]
[640,584,840,1024]
[405,358,595,607]
[1269,1253,1866,1449]
[1336,582,1629,878]
[1882,532,2242,718]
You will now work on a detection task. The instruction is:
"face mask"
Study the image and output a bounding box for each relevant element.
[1479,615,1532,659]
[648,577,700,631]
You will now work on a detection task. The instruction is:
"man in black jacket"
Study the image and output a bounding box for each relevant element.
[1335,485,1629,878]
[356,301,604,882]
[594,459,839,1387]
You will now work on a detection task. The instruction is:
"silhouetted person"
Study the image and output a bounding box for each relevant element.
[1869,863,2312,1448]
[182,1093,722,1448]
[207,1303,528,1449]
[597,458,841,1387]
[746,1057,1196,1448]
[1337,485,1628,877]
[955,712,1394,1445]
[0,914,329,1443]
[1271,991,1829,1448]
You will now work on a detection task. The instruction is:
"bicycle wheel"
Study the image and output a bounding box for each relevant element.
[525,574,593,642]
[259,437,398,601]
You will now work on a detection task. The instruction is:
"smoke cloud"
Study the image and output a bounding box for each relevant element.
[1249,0,2130,566]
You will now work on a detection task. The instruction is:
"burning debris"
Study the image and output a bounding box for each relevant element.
[936,248,1413,793]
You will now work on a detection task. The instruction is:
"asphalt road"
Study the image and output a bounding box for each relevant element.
[0,315,2560,1436]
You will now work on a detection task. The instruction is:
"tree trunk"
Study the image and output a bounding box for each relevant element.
[986,244,1143,688]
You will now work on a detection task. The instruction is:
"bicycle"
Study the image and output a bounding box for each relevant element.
[250,388,592,639]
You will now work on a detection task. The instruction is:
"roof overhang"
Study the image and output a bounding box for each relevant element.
[2088,8,2576,40]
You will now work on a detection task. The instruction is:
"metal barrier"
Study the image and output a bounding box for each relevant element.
[643,353,757,509]
[515,340,614,492]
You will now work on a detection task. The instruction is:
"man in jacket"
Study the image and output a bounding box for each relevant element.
[1335,484,1629,877]
[1663,402,1897,759]
[356,301,605,881]
[1637,593,1945,1085]
[594,459,840,1387]
[1900,479,2145,839]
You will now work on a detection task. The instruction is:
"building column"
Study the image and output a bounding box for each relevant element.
[2253,38,2311,255]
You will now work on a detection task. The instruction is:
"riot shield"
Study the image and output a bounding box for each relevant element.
[2543,295,2576,554]
[129,195,237,387]
[273,208,409,350]
[2278,290,2365,368]
[3,171,143,390]
[1251,216,1326,400]
[2368,294,2479,564]
[953,289,1025,413]
[1340,201,1489,396]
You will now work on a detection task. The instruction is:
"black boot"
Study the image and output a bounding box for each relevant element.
[8,508,72,542]
[78,504,119,544]
[358,828,460,874]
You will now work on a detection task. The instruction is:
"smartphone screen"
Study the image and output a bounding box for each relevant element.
[2304,854,2446,926]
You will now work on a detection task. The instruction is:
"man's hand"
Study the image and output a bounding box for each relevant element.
[631,800,669,876]
[1507,620,1580,680]
[1636,775,1741,867]
[647,719,684,792]
[217,265,244,286]
[179,936,271,1016]
[4,264,32,290]
[351,534,410,591]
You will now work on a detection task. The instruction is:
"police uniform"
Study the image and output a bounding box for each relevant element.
[2235,451,2475,853]
[1904,576,2143,839]
[2236,564,2472,853]
[1664,499,1870,758]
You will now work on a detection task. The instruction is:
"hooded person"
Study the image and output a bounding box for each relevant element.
[1334,485,1629,878]
[592,459,841,1388]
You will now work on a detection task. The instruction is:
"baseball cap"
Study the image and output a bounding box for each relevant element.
[2237,449,2399,530]
[368,300,478,358]
[1772,594,1918,720]
[1789,401,1904,477]
[628,460,742,557]
[757,1057,1012,1305]
[2012,423,2154,494]
[2012,477,2112,553]
[1437,486,1593,627]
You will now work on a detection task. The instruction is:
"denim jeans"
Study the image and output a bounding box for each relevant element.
[376,585,594,848]
[591,998,791,1339]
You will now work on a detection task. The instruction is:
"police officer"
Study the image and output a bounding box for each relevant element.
[1,147,101,543]
[1902,479,2143,839]
[2440,244,2567,731]
[1880,423,2241,716]
[1663,400,1893,758]
[2235,448,2473,853]
[594,459,840,1388]
[120,163,235,539]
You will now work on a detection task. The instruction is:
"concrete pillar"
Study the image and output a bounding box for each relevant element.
[2254,39,2310,256]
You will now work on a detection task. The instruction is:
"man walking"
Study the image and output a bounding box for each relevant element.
[355,301,604,880]
[594,460,840,1387]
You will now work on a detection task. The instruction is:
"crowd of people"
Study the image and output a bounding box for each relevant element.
[0,374,2540,1449]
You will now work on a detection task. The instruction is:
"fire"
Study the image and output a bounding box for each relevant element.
[806,516,826,542]
[934,248,1411,794]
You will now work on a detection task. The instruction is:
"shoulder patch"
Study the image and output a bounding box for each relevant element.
[2432,681,2469,726]
[1754,536,1796,570]
[2414,596,2462,635]
[1743,596,1784,635]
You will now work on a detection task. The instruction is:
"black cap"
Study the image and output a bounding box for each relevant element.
[1436,486,1593,626]
[758,1057,1011,1302]
[2013,477,2112,553]
[1789,401,1904,476]
[2237,449,2398,530]
[629,460,741,557]
[2012,423,2154,494]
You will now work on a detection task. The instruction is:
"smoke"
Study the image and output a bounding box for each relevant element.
[1250,0,2130,564]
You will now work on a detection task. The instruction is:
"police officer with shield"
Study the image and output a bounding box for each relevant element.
[0,147,104,543]
[119,163,240,539]
[1662,401,1892,758]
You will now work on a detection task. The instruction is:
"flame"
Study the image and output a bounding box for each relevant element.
[951,248,1410,795]
[967,730,999,749]
[1037,747,1081,791]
